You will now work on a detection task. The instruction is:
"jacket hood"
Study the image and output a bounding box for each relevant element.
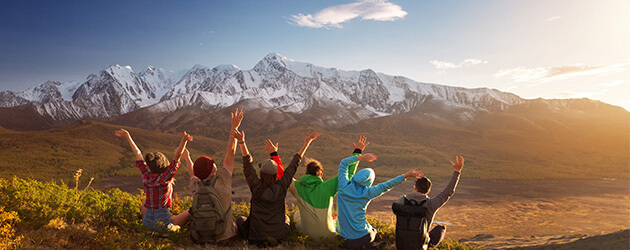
[351,168,374,187]
[299,174,323,186]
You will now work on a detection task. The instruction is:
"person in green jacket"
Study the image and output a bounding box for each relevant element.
[286,136,370,241]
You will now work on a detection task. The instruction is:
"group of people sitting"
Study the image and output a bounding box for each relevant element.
[114,108,465,249]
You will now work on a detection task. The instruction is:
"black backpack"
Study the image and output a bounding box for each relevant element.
[190,176,231,244]
[392,195,430,250]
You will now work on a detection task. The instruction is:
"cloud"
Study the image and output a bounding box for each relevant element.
[542,89,610,99]
[598,79,624,87]
[430,58,488,74]
[288,0,407,28]
[547,16,562,22]
[495,63,628,83]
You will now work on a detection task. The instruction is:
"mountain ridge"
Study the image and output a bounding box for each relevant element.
[0,53,626,131]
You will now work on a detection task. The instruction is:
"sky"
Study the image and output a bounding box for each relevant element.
[1,0,628,110]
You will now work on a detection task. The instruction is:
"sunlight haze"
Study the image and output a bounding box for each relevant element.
[0,0,628,109]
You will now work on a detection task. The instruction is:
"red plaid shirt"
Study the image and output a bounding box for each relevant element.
[136,160,180,209]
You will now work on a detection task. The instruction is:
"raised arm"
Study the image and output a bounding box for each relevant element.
[348,135,369,179]
[232,130,249,157]
[114,129,143,161]
[232,129,259,189]
[321,136,368,192]
[367,169,422,199]
[297,131,319,158]
[338,153,377,188]
[428,156,464,210]
[265,139,284,179]
[223,108,243,175]
[173,132,193,162]
[182,148,194,179]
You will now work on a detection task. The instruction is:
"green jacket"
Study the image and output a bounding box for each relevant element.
[288,149,361,240]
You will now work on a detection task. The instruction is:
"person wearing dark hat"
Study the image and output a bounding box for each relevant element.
[392,156,465,249]
[233,129,319,247]
[180,108,243,245]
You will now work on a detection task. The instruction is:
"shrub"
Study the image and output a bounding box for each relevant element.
[0,176,485,249]
[0,206,23,249]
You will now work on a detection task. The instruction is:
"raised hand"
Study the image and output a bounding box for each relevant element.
[305,131,319,144]
[357,153,377,162]
[116,128,142,161]
[114,129,130,138]
[230,108,244,130]
[298,131,319,157]
[264,139,279,154]
[183,131,194,142]
[450,156,465,173]
[231,130,245,142]
[352,135,370,151]
[183,148,191,158]
[403,169,424,179]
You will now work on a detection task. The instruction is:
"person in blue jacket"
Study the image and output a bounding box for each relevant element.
[336,153,424,249]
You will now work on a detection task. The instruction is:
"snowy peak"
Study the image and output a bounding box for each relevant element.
[213,64,240,73]
[161,53,527,116]
[1,52,615,130]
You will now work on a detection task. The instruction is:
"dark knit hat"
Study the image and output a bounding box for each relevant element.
[194,156,217,180]
[145,152,169,174]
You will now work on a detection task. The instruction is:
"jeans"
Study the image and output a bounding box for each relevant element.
[143,208,173,232]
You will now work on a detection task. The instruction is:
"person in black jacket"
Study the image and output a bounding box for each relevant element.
[392,156,465,249]
[232,129,318,247]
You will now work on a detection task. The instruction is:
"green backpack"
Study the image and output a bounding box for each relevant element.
[190,176,231,243]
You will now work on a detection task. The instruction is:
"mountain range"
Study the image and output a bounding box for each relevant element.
[0,53,547,130]
[0,53,627,182]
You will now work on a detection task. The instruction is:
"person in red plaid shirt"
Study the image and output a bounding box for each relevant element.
[115,128,193,232]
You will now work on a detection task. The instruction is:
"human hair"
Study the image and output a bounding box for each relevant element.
[415,177,432,194]
[253,172,276,199]
[305,158,323,176]
[145,152,169,174]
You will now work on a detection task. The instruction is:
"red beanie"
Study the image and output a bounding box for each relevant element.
[194,156,216,180]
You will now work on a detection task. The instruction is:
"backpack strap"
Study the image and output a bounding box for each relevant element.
[403,195,427,206]
[204,175,232,217]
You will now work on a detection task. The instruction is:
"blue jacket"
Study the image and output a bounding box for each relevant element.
[336,156,405,239]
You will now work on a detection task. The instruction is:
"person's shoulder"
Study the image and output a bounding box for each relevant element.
[169,160,179,167]
[190,176,201,183]
[216,168,231,182]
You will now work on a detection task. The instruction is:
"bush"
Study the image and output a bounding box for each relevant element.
[0,176,485,249]
[0,206,23,249]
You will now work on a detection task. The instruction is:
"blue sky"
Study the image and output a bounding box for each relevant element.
[1,0,628,109]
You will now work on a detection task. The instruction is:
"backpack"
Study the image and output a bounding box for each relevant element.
[190,176,231,243]
[391,195,430,250]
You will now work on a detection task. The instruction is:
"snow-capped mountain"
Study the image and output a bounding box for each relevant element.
[0,64,175,121]
[155,53,524,117]
[0,53,623,131]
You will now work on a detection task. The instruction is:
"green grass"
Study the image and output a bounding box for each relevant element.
[0,175,485,249]
[1,119,628,185]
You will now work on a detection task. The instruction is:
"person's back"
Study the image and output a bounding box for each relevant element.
[393,156,465,248]
[189,167,235,244]
[337,154,423,249]
[234,130,319,247]
[392,196,430,249]
[288,137,367,241]
[186,108,242,245]
[242,154,297,243]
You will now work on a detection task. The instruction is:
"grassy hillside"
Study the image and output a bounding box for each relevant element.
[0,176,484,249]
[0,109,628,186]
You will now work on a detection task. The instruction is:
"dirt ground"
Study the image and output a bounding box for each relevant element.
[93,176,630,249]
